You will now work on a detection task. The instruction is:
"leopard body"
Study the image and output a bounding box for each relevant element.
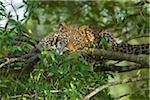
[16,23,149,77]
[38,23,149,55]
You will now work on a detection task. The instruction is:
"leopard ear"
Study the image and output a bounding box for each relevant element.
[59,22,66,27]
[58,22,67,31]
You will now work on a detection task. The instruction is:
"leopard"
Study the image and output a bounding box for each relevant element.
[7,22,150,77]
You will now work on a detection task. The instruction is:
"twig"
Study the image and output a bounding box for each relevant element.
[83,74,150,100]
[50,90,62,93]
[9,95,22,99]
[10,0,19,21]
[10,0,23,33]
[0,58,25,69]
[115,87,150,99]
[9,90,63,99]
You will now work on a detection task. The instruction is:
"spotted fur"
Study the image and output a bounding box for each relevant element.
[38,22,95,54]
[38,23,149,55]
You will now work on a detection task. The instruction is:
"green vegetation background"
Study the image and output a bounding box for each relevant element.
[0,0,149,99]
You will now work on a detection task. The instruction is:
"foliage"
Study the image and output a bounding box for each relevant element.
[0,0,149,99]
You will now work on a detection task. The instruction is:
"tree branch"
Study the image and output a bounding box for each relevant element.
[83,48,149,66]
[0,58,25,69]
[122,35,150,44]
[83,74,150,100]
[115,87,150,99]
[94,64,149,73]
[13,37,37,48]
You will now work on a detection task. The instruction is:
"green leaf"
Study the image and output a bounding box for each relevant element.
[8,18,17,25]
[18,5,24,9]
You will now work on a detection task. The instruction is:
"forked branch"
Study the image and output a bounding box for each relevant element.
[84,74,150,100]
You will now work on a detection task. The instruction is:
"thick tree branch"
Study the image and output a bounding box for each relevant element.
[83,74,150,100]
[4,48,149,75]
[83,48,149,66]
